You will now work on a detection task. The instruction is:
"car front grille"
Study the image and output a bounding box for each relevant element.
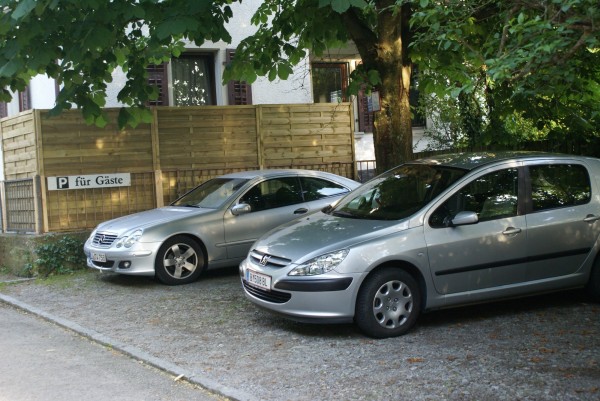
[92,232,118,247]
[242,280,292,303]
[249,249,291,268]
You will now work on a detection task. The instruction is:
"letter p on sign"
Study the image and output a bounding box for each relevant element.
[56,177,69,189]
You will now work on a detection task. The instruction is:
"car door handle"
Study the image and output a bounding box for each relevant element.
[294,208,308,214]
[584,214,600,223]
[502,227,522,235]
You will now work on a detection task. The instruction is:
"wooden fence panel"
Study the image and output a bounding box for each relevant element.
[38,110,153,176]
[3,178,36,232]
[45,172,156,232]
[260,104,354,167]
[1,111,38,179]
[156,107,259,170]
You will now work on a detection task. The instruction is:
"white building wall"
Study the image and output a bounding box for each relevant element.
[30,75,58,109]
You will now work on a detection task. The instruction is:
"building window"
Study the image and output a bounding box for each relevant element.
[0,102,7,118]
[147,63,169,106]
[171,54,216,106]
[311,63,348,104]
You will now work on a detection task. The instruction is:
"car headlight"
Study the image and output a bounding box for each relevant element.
[114,229,143,248]
[288,249,349,276]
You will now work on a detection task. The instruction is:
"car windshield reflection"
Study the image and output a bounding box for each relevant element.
[171,178,250,209]
[331,164,467,220]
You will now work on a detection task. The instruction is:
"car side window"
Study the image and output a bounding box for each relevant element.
[430,168,519,228]
[529,164,591,212]
[239,177,303,212]
[299,177,349,201]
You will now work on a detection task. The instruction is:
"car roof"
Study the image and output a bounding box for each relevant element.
[219,168,357,183]
[411,151,582,171]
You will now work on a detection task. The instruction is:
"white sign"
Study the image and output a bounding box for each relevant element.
[47,173,131,190]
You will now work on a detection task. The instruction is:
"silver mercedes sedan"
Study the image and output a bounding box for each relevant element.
[240,152,600,338]
[84,169,359,285]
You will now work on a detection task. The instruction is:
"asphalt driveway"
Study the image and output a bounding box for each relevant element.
[1,268,598,401]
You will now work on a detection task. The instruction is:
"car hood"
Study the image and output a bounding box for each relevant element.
[253,212,407,263]
[95,206,215,235]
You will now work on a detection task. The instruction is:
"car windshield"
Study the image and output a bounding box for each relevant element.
[171,178,250,209]
[331,164,466,220]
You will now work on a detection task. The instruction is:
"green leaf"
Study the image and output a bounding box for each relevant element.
[268,68,277,81]
[94,114,108,128]
[450,87,463,98]
[367,70,381,85]
[155,16,199,40]
[349,0,368,8]
[11,0,36,20]
[330,0,351,13]
[277,64,293,80]
[0,59,22,77]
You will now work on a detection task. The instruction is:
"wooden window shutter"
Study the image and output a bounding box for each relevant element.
[0,101,7,118]
[226,49,252,105]
[147,63,169,106]
[357,90,374,133]
[19,86,31,111]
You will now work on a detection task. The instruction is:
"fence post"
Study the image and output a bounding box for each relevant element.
[155,170,164,207]
[255,105,264,169]
[33,175,43,233]
[0,181,5,233]
[150,108,164,208]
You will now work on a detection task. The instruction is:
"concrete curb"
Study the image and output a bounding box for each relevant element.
[0,292,259,401]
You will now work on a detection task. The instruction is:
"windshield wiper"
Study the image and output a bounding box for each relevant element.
[332,210,360,219]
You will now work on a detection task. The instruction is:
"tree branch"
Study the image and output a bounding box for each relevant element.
[340,8,378,64]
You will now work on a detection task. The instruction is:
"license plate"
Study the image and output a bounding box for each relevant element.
[245,269,271,291]
[91,252,106,263]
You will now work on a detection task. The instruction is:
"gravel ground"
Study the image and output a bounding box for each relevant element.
[1,268,599,401]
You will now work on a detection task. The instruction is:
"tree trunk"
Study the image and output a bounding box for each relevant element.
[372,2,413,173]
[341,1,414,172]
[373,63,413,172]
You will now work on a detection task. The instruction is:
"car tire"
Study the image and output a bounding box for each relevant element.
[355,268,421,338]
[586,258,600,302]
[154,235,205,285]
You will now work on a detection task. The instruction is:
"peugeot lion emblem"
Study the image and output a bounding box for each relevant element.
[259,255,271,266]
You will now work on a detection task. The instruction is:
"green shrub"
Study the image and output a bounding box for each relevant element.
[26,235,87,277]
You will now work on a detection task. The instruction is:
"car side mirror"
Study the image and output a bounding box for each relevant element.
[231,203,252,216]
[446,211,479,227]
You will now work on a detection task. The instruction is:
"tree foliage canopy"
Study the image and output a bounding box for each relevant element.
[411,0,600,150]
[0,0,236,126]
[0,0,599,159]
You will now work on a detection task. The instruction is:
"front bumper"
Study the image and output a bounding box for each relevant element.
[83,240,160,276]
[239,258,362,323]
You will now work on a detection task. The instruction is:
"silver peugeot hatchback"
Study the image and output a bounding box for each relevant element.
[240,152,600,337]
[84,169,359,285]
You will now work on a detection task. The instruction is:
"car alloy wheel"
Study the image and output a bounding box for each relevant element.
[155,235,205,285]
[355,268,421,338]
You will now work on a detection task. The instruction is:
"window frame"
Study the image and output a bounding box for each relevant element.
[311,62,349,104]
[525,163,592,214]
[169,53,217,106]
[429,167,521,228]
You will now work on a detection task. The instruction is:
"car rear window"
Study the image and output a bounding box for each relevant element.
[529,164,591,212]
